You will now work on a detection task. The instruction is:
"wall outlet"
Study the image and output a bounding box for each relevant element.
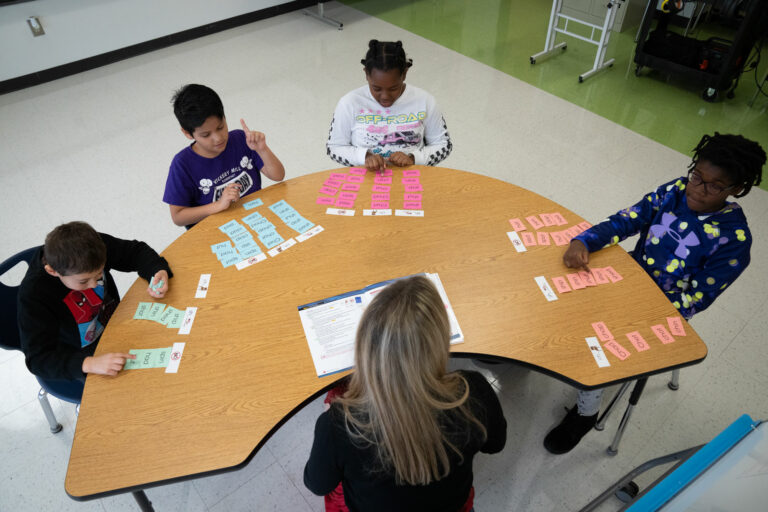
[27,16,45,37]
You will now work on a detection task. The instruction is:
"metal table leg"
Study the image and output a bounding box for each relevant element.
[132,491,154,512]
[303,2,343,30]
[607,377,648,455]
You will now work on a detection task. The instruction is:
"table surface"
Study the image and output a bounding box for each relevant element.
[65,166,707,499]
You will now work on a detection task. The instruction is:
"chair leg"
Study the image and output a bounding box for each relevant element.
[668,369,680,390]
[38,387,63,433]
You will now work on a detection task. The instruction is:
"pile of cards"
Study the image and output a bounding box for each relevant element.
[133,302,185,329]
[213,220,264,268]
[586,317,687,367]
[239,213,283,249]
[551,266,623,294]
[268,200,315,234]
[317,168,364,209]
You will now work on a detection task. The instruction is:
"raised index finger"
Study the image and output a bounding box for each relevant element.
[240,118,249,133]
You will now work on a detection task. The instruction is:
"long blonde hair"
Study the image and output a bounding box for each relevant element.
[336,276,486,486]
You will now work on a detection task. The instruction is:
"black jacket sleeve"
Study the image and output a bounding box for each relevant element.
[304,410,344,496]
[100,233,172,282]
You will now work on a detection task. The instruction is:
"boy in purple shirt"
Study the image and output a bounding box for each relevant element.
[163,84,285,228]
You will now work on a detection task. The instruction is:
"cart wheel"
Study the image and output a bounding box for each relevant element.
[727,90,735,99]
[579,76,584,83]
[702,88,718,102]
[615,481,640,503]
[634,65,642,76]
[530,56,536,65]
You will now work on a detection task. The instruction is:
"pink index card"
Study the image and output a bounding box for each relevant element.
[371,193,390,201]
[403,201,422,210]
[521,232,537,246]
[566,273,587,290]
[349,167,366,175]
[579,270,597,287]
[578,221,592,232]
[526,215,544,230]
[667,316,686,336]
[403,169,420,177]
[404,183,423,192]
[552,276,572,293]
[329,173,347,181]
[316,196,334,205]
[319,186,338,196]
[540,213,556,226]
[591,321,614,342]
[372,184,390,193]
[651,324,675,344]
[603,266,624,283]
[381,169,394,176]
[404,193,422,201]
[565,226,581,239]
[591,268,610,285]
[509,218,527,231]
[552,212,568,225]
[347,175,364,183]
[335,198,355,208]
[537,231,551,245]
[401,177,420,185]
[374,176,392,184]
[341,183,361,191]
[604,340,631,361]
[626,331,650,352]
[339,192,357,201]
[324,179,342,188]
[371,201,389,209]
[552,231,569,246]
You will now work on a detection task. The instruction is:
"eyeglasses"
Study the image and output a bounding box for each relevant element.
[687,170,737,195]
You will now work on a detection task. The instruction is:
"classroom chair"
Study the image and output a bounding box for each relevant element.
[0,246,83,433]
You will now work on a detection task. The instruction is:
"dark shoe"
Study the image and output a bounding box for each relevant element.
[543,406,598,454]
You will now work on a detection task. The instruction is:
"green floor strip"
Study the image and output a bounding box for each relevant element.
[342,0,768,191]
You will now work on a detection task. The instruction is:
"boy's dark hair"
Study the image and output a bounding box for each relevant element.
[43,222,106,276]
[172,84,225,135]
[690,132,766,197]
[361,40,413,75]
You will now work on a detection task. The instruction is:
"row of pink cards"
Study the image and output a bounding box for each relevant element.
[510,212,569,231]
[316,168,424,210]
[591,316,687,361]
[551,266,623,294]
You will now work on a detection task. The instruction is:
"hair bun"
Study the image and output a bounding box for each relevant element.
[369,39,379,49]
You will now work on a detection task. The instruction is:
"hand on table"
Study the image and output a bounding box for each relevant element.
[388,151,414,167]
[563,240,590,271]
[148,270,169,298]
[364,152,387,172]
[241,119,268,153]
[82,353,136,376]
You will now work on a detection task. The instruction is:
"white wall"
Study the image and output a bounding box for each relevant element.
[0,0,287,81]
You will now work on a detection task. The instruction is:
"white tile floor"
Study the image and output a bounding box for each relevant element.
[1,2,767,511]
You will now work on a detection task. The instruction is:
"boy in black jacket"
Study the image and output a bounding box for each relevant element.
[18,221,172,381]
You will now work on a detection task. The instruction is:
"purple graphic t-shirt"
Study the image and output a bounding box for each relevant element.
[163,129,264,208]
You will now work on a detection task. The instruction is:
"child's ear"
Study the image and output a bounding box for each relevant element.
[43,264,60,277]
[181,127,195,140]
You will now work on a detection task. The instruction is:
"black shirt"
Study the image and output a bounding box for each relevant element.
[304,370,507,512]
[18,233,172,381]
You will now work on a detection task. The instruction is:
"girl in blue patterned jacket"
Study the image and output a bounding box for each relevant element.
[544,133,766,455]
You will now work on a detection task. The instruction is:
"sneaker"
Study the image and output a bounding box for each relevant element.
[543,405,598,454]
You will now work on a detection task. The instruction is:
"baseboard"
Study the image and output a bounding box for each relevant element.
[0,0,319,95]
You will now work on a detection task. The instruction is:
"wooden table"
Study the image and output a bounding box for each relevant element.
[65,166,707,502]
